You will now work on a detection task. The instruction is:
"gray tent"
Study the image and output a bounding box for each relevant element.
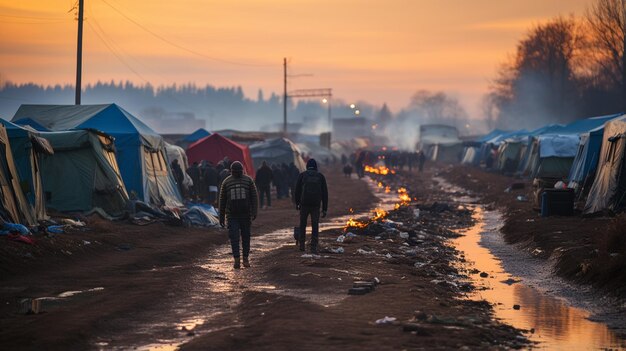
[38,130,129,218]
[1,119,51,222]
[584,116,626,214]
[250,138,306,171]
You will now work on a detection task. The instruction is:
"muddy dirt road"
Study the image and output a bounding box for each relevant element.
[0,168,533,350]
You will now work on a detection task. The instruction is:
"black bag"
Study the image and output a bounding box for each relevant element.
[228,184,249,215]
[301,172,322,206]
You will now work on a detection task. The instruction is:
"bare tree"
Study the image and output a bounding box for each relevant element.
[488,17,585,129]
[586,0,626,108]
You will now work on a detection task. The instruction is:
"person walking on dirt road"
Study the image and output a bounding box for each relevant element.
[219,161,259,269]
[255,161,273,209]
[294,159,328,254]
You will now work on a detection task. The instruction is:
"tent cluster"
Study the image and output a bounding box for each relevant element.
[0,103,187,228]
[459,113,626,214]
[0,103,313,228]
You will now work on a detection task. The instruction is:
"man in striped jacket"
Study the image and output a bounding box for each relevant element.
[219,161,259,269]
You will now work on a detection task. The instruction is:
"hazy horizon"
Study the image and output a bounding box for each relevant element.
[0,0,591,118]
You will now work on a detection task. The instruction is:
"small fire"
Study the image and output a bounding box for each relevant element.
[372,208,388,221]
[377,181,383,188]
[364,165,395,175]
[397,187,411,205]
[345,217,367,228]
[385,186,391,194]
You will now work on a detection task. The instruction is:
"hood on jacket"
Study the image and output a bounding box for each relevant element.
[306,158,318,170]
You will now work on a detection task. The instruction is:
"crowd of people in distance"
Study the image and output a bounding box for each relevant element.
[340,149,427,178]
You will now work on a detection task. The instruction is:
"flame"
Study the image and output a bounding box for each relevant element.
[372,208,387,221]
[384,186,391,194]
[364,165,394,175]
[377,181,383,188]
[397,187,411,205]
[345,217,367,228]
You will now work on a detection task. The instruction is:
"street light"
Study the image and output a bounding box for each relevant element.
[350,103,356,109]
[322,97,331,132]
[355,109,360,115]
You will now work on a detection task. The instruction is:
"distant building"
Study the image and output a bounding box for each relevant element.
[140,107,205,134]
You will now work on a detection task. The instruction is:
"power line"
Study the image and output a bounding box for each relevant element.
[86,20,150,84]
[99,0,276,67]
[86,9,193,109]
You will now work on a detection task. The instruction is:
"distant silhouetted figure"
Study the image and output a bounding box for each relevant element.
[255,161,273,208]
[295,159,328,254]
[343,163,353,178]
[417,150,426,173]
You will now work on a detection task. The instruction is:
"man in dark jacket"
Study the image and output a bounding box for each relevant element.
[186,162,201,200]
[255,161,273,209]
[203,162,219,205]
[219,161,258,269]
[294,159,328,254]
[272,164,284,199]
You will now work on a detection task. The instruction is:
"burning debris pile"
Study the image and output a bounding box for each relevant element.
[316,168,528,348]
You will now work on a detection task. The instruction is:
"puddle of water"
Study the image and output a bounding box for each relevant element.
[455,207,625,350]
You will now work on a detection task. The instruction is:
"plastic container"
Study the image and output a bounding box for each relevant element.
[541,188,574,217]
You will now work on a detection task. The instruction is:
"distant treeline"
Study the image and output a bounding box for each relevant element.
[486,0,626,130]
[0,80,379,132]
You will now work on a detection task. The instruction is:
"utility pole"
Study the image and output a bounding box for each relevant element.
[283,57,287,134]
[75,0,84,105]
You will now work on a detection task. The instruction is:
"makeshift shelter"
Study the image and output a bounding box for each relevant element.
[165,142,189,170]
[0,124,37,225]
[461,146,480,165]
[584,116,626,213]
[0,119,51,221]
[12,104,182,207]
[164,142,192,189]
[186,133,255,177]
[182,128,211,144]
[430,142,464,163]
[496,139,525,173]
[519,115,621,177]
[250,138,306,171]
[37,130,129,218]
[523,134,579,179]
[567,113,623,190]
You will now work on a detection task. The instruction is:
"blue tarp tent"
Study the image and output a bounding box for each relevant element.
[519,114,622,178]
[567,113,623,190]
[12,104,182,207]
[183,128,211,143]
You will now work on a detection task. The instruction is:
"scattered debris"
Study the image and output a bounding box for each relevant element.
[375,316,397,324]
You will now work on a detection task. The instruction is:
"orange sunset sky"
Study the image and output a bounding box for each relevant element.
[0,0,590,118]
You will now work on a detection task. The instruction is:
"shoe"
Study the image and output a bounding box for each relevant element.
[243,257,251,268]
[233,257,241,269]
[310,247,318,255]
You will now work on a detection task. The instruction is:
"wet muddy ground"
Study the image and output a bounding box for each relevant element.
[3,166,623,350]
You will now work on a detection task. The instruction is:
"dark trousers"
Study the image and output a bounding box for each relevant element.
[228,218,251,258]
[299,206,320,248]
[259,185,271,207]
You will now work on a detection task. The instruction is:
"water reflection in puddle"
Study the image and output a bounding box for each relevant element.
[455,207,624,350]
